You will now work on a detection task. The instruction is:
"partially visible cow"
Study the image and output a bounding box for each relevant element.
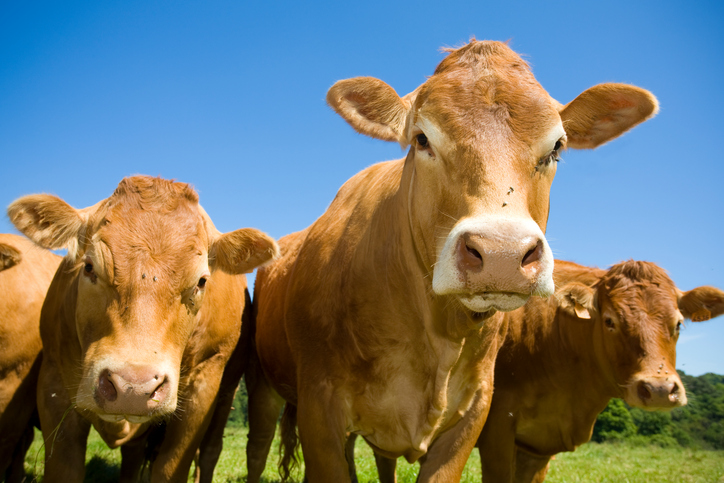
[346,260,724,483]
[7,176,278,482]
[476,260,724,482]
[0,234,60,483]
[246,39,658,483]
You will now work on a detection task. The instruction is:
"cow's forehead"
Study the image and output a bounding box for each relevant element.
[83,177,209,286]
[414,41,561,149]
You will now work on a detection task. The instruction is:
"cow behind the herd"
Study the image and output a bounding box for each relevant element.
[0,234,60,483]
[246,39,658,483]
[349,259,724,483]
[6,176,278,482]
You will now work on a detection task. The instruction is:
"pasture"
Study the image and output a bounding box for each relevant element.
[22,426,724,482]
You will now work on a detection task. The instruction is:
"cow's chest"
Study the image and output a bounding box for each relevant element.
[345,336,490,463]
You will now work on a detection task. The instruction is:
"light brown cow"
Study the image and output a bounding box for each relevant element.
[246,40,658,482]
[0,234,60,483]
[477,260,724,482]
[347,260,724,482]
[7,176,278,482]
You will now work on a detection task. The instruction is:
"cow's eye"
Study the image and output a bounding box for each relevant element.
[82,260,97,283]
[604,318,615,330]
[676,321,682,333]
[197,276,207,289]
[416,133,429,149]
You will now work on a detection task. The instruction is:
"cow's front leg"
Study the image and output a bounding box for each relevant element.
[416,389,490,483]
[296,382,350,483]
[150,358,225,483]
[37,360,91,483]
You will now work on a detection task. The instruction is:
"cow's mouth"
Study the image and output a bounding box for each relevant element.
[459,292,529,313]
[96,412,153,424]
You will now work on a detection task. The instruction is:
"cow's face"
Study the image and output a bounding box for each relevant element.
[327,40,658,319]
[558,261,724,410]
[9,176,279,423]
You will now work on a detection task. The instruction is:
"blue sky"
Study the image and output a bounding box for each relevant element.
[1,1,722,376]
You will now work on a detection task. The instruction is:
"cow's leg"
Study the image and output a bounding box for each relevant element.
[514,450,551,483]
[119,438,147,482]
[150,359,226,483]
[5,423,34,483]
[416,389,490,483]
[37,360,91,483]
[345,433,359,483]
[296,383,350,482]
[477,407,517,482]
[374,452,398,483]
[245,361,284,483]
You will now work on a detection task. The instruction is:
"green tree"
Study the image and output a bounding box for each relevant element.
[592,398,637,443]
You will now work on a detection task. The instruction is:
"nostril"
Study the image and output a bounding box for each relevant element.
[669,382,680,401]
[466,244,483,261]
[521,240,543,268]
[637,381,652,402]
[98,371,118,402]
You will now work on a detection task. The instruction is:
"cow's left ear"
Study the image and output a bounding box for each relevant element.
[559,83,658,149]
[678,286,724,322]
[556,282,597,319]
[209,228,280,274]
[0,243,21,271]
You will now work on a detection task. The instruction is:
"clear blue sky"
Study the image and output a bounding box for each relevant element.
[1,1,722,376]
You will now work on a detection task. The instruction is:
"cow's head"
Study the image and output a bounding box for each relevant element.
[8,176,279,423]
[557,260,724,409]
[327,40,657,318]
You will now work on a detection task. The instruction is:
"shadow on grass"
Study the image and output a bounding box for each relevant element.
[84,456,120,482]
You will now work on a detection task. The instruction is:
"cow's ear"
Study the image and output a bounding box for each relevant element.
[560,83,658,149]
[210,228,279,274]
[327,77,411,145]
[0,243,21,271]
[678,286,724,322]
[8,194,84,256]
[556,282,596,319]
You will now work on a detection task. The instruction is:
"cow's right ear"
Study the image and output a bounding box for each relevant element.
[327,77,411,145]
[556,282,596,319]
[0,244,21,271]
[678,286,724,322]
[210,228,280,275]
[8,194,84,255]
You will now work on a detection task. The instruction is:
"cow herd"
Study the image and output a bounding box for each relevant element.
[1,39,722,483]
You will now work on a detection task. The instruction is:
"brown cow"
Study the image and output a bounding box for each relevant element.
[246,40,658,482]
[347,260,724,482]
[0,234,60,483]
[7,176,278,482]
[477,260,724,482]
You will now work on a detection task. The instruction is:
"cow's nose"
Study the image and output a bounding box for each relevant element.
[636,378,685,407]
[96,366,169,415]
[458,232,548,294]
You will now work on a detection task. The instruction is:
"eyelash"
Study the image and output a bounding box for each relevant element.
[537,140,564,170]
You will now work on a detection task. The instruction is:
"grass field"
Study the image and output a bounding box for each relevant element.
[23,426,724,482]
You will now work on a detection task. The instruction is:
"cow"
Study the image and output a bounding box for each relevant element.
[476,259,724,483]
[7,176,279,482]
[345,260,724,482]
[245,39,659,483]
[0,234,61,483]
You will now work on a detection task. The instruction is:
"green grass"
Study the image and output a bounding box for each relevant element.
[24,426,724,482]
